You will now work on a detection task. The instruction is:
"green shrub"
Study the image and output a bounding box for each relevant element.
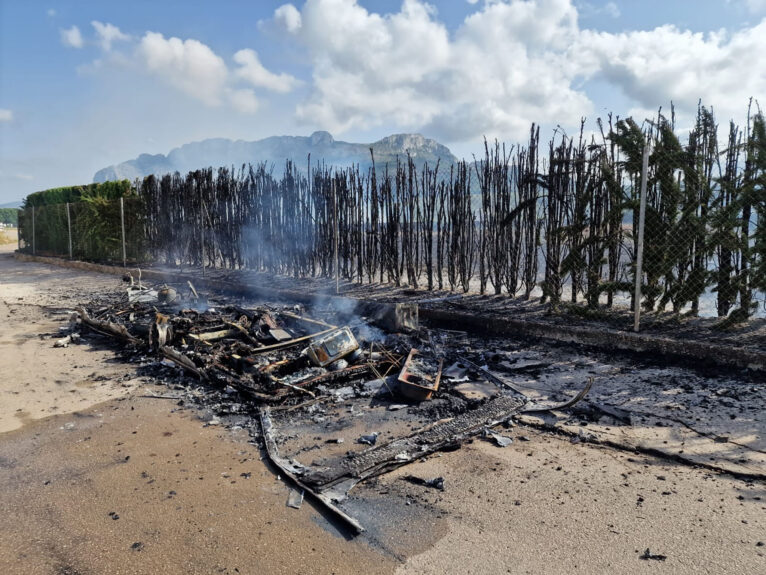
[0,208,18,225]
[22,180,133,207]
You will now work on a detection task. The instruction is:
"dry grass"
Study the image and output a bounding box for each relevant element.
[0,228,18,245]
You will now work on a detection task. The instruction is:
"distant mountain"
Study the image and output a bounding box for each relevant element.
[0,201,22,209]
[93,131,458,183]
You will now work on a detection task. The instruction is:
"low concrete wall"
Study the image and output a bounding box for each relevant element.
[15,252,765,372]
[421,308,764,372]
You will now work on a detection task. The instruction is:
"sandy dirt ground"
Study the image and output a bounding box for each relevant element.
[1,244,765,574]
[391,438,766,574]
[0,242,139,434]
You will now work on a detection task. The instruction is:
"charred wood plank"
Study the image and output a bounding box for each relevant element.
[222,320,261,346]
[160,346,208,380]
[77,306,140,344]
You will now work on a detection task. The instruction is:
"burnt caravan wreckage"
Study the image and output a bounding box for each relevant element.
[68,279,590,533]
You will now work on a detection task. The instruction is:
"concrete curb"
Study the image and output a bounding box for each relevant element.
[15,252,765,373]
[421,308,765,372]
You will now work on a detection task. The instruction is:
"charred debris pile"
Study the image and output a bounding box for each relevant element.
[65,278,590,533]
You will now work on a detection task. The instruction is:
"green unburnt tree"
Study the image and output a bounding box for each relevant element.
[0,208,19,226]
[741,110,766,315]
[710,122,742,316]
[660,105,718,315]
[647,117,692,313]
[752,114,766,303]
[609,117,646,311]
[714,107,766,323]
[611,112,699,314]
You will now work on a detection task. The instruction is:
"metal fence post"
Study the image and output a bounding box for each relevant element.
[200,188,206,276]
[66,202,73,259]
[120,197,127,267]
[633,141,651,332]
[333,178,339,294]
[32,206,36,255]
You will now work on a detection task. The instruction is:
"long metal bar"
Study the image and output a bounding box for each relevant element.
[120,197,127,267]
[66,202,73,259]
[634,141,651,332]
[249,327,336,355]
[200,185,205,276]
[259,408,364,534]
[334,178,339,294]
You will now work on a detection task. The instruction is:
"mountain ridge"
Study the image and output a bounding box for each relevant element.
[93,131,458,183]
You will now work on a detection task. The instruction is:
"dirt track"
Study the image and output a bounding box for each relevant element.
[1,245,765,574]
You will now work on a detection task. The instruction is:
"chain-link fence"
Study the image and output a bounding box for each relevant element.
[14,112,766,329]
[633,122,765,328]
[17,196,145,264]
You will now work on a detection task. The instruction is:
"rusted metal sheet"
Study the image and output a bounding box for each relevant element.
[397,348,443,401]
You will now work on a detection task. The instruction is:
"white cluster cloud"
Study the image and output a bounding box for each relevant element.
[273,0,766,140]
[62,23,298,115]
[233,49,300,93]
[579,22,766,125]
[60,25,83,48]
[278,0,591,139]
[0,109,13,122]
[137,32,230,106]
[135,32,296,113]
[92,21,130,51]
[60,21,130,51]
[58,2,766,142]
[274,4,303,32]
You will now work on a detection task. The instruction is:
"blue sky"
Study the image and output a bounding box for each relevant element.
[1,0,765,203]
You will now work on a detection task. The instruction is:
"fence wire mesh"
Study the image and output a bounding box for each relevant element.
[635,118,765,322]
[18,197,145,264]
[14,111,766,326]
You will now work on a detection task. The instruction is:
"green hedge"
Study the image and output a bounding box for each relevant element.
[22,180,134,207]
[18,180,146,261]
